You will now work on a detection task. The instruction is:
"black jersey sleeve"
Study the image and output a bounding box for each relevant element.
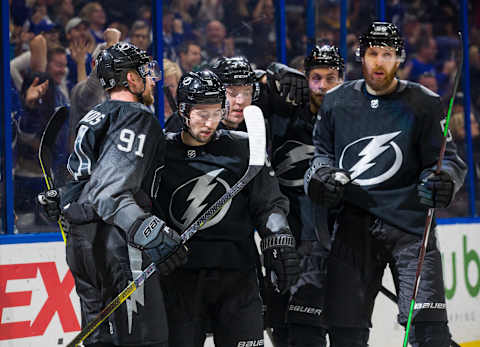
[71,104,165,233]
[418,92,467,195]
[247,159,290,237]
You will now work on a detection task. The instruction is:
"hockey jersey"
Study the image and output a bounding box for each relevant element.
[269,104,320,242]
[67,100,166,233]
[154,130,289,270]
[311,79,467,235]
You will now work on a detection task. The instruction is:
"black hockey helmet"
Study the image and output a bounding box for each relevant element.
[357,21,405,62]
[210,56,260,100]
[177,70,226,121]
[304,44,344,76]
[96,42,155,90]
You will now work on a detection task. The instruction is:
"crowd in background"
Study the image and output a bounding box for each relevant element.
[5,0,480,232]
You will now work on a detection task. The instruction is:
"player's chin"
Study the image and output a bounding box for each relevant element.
[198,130,215,141]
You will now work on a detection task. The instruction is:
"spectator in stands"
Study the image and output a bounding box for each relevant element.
[129,20,151,53]
[163,58,182,120]
[251,0,276,68]
[69,28,121,150]
[406,32,456,96]
[64,17,96,92]
[51,0,75,28]
[14,46,69,231]
[10,28,61,91]
[79,2,106,44]
[202,20,235,63]
[418,71,439,94]
[108,21,129,41]
[163,8,184,61]
[178,40,202,73]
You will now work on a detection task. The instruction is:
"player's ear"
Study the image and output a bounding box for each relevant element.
[126,70,139,86]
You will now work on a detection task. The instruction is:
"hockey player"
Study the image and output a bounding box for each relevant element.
[304,22,467,347]
[156,70,300,347]
[39,42,187,347]
[266,44,344,347]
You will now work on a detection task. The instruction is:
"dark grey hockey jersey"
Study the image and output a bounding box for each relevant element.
[155,130,289,270]
[67,100,166,233]
[310,79,467,235]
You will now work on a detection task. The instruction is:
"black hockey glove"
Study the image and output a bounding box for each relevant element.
[307,167,350,207]
[261,231,300,294]
[37,189,61,221]
[267,63,309,106]
[417,169,454,208]
[128,216,188,276]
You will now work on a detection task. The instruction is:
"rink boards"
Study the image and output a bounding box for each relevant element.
[0,223,479,347]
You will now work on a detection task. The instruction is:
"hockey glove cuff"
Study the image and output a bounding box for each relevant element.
[128,216,188,275]
[307,167,350,207]
[261,232,300,294]
[38,189,61,221]
[417,169,454,208]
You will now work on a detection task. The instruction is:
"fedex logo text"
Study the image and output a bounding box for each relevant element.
[0,262,80,340]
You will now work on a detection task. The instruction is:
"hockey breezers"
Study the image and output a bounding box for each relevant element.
[38,106,69,244]
[403,33,463,347]
[66,105,267,347]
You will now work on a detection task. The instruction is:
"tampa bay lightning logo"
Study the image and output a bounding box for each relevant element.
[339,131,403,186]
[169,169,232,230]
[274,141,315,187]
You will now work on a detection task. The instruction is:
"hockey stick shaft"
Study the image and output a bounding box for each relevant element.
[67,106,266,346]
[402,33,463,347]
[38,107,69,244]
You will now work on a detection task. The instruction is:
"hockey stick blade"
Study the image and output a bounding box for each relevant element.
[38,106,69,243]
[67,105,267,346]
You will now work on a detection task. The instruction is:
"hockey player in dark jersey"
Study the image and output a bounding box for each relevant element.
[265,44,344,347]
[164,55,308,134]
[304,22,467,347]
[156,69,300,347]
[39,43,187,347]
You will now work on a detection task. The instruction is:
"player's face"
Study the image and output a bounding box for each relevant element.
[224,85,253,129]
[185,103,223,145]
[308,67,342,108]
[362,46,400,93]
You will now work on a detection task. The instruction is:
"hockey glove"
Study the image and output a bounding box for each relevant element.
[128,216,188,276]
[417,169,454,208]
[38,189,61,221]
[262,232,300,294]
[307,167,350,207]
[267,63,309,106]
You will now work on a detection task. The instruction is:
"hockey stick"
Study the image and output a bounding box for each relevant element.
[38,106,69,244]
[379,286,461,347]
[402,33,463,347]
[66,105,266,347]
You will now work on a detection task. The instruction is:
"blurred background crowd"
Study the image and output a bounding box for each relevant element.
[5,0,480,232]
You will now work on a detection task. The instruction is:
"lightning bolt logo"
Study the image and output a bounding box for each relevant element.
[339,131,403,186]
[274,141,315,187]
[126,245,145,334]
[169,169,232,230]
